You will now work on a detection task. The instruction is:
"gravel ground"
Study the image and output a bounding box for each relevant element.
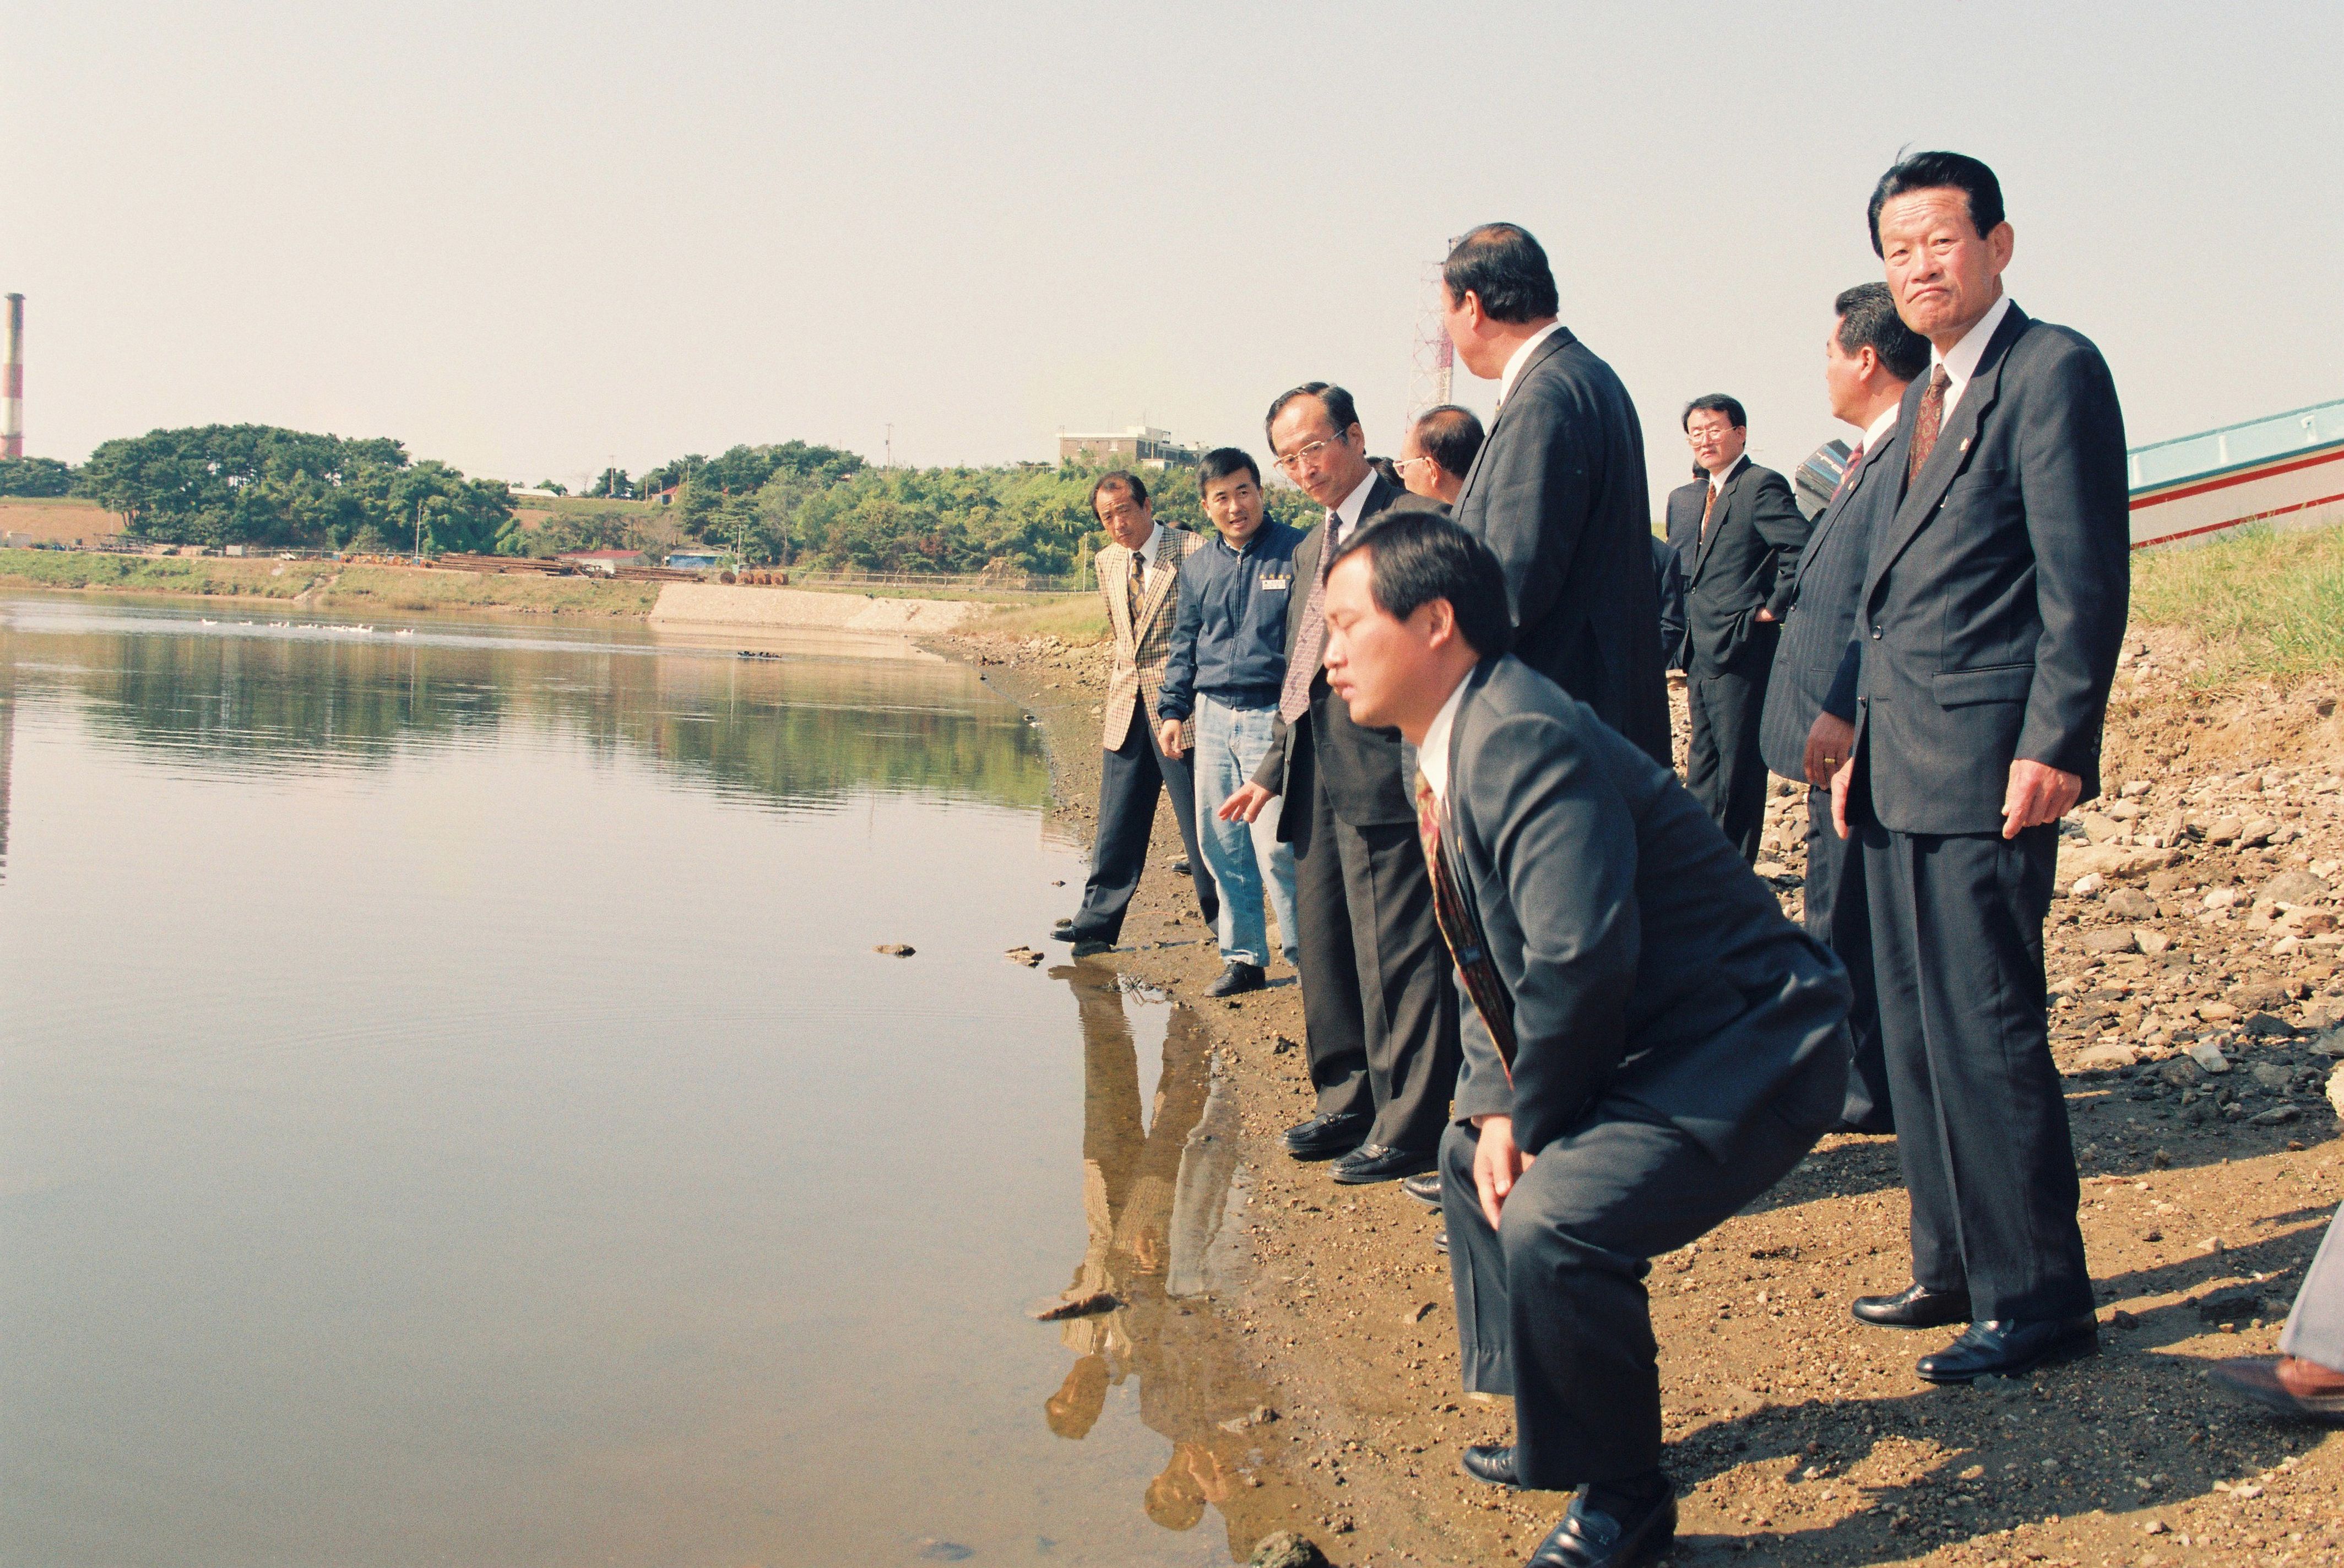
[943,621,2343,1568]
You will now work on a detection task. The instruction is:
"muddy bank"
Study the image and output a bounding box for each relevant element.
[939,622,2343,1567]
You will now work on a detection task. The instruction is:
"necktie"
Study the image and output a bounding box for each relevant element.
[1278,510,1341,724]
[1906,366,1951,489]
[1700,481,1719,542]
[1414,768,1517,1082]
[1126,549,1147,635]
[1828,440,1865,506]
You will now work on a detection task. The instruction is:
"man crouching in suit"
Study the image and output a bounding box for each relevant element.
[1318,510,1851,1568]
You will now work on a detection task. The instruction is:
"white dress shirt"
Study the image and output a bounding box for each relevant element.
[1496,321,1565,408]
[1326,470,1379,544]
[1930,291,2015,427]
[1857,404,1901,457]
[1132,520,1168,573]
[1415,672,1472,806]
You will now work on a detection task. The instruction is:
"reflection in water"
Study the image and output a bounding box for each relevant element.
[1046,970,1292,1560]
[0,599,1047,812]
[1,665,12,881]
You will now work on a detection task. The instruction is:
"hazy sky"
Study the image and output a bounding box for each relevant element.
[6,2,2340,507]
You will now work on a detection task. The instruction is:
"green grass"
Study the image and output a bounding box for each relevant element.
[976,594,1110,643]
[0,549,319,598]
[2130,523,2344,680]
[317,566,662,617]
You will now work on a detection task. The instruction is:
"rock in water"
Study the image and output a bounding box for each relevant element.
[875,943,916,957]
[1250,1533,1332,1568]
[1030,1291,1120,1321]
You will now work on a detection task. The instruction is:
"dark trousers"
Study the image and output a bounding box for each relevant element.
[1291,768,1459,1151]
[1440,1087,1824,1486]
[1860,815,2091,1321]
[1804,786,1891,1133]
[1685,661,1772,863]
[1072,704,1219,944]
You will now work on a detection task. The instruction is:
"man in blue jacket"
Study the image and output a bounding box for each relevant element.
[1158,449,1306,997]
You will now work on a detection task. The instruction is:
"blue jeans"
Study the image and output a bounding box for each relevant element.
[1193,694,1299,968]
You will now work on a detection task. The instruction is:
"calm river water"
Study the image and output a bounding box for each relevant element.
[0,596,1290,1567]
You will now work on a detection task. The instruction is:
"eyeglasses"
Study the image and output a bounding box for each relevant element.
[1391,455,1433,473]
[1273,437,1343,473]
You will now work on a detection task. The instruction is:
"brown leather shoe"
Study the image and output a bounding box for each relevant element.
[2211,1355,2344,1423]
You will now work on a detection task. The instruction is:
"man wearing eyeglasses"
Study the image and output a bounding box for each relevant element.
[1218,383,1459,1185]
[1395,405,1484,508]
[1443,223,1672,769]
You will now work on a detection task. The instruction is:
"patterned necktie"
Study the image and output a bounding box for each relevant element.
[1126,549,1147,636]
[1414,768,1517,1082]
[1828,440,1865,506]
[1700,481,1719,542]
[1278,510,1341,724]
[1906,366,1952,489]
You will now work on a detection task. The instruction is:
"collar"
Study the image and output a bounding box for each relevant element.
[1133,522,1168,569]
[1707,453,1747,493]
[1329,470,1378,536]
[1931,291,2014,404]
[1417,670,1472,806]
[1497,321,1565,406]
[1858,403,1901,454]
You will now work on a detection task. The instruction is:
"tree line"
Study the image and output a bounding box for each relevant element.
[15,426,1323,575]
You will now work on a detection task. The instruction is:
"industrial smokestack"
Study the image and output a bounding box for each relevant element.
[2,295,21,460]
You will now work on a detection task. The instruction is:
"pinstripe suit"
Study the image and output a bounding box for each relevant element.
[1070,528,1219,943]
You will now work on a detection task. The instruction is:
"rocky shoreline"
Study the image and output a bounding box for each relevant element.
[939,621,2343,1568]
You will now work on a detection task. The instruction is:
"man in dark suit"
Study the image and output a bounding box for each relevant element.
[1217,384,1458,1184]
[1757,283,1928,1133]
[1053,473,1219,953]
[1318,510,1849,1568]
[1662,397,1807,862]
[1830,153,2130,1383]
[1441,224,1672,768]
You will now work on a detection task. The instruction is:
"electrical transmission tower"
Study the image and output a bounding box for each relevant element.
[1406,243,1458,419]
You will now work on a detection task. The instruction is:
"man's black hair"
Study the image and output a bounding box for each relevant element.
[1833,281,1930,383]
[1197,447,1260,491]
[1868,151,2005,258]
[1089,470,1147,514]
[1265,382,1360,442]
[1411,405,1484,479]
[1442,224,1559,323]
[1683,394,1747,431]
[1328,508,1514,659]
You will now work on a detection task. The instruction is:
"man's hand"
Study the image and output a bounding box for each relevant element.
[1156,718,1186,759]
[1218,782,1277,823]
[1831,755,1855,840]
[1803,713,1855,788]
[1755,607,1777,624]
[2003,759,2082,839]
[1469,1113,1533,1229]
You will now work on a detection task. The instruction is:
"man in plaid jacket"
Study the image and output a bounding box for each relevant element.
[1054,471,1221,953]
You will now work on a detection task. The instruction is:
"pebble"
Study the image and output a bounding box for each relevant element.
[875,942,916,957]
[2184,1041,2232,1073]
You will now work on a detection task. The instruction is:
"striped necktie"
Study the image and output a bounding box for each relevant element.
[1414,768,1517,1081]
[1278,510,1340,724]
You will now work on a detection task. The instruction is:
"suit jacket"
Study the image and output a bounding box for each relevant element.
[1849,304,2130,835]
[1662,456,1808,679]
[1249,476,1415,833]
[1650,533,1688,673]
[1756,429,1903,779]
[1095,528,1206,752]
[1439,656,1849,1159]
[1450,328,1672,767]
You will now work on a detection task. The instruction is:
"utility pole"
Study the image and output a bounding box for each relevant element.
[885,424,893,471]
[414,498,425,560]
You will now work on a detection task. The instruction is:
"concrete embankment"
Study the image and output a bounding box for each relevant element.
[647,583,981,657]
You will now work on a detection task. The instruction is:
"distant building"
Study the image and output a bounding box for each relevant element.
[557,549,643,575]
[1057,425,1198,470]
[665,550,726,570]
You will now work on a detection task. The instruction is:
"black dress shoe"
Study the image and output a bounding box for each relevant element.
[1434,1230,1448,1254]
[1171,858,1191,876]
[1852,1282,1973,1328]
[1068,938,1114,958]
[1283,1111,1369,1160]
[1915,1315,2099,1385]
[1331,1143,1437,1185]
[1528,1484,1676,1567]
[1461,1444,1519,1488]
[1050,919,1079,941]
[1402,1171,1444,1207]
[1205,961,1266,997]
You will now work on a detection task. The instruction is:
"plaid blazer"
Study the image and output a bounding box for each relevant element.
[1095,528,1204,752]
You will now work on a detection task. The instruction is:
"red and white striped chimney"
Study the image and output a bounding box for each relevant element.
[2,295,22,460]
